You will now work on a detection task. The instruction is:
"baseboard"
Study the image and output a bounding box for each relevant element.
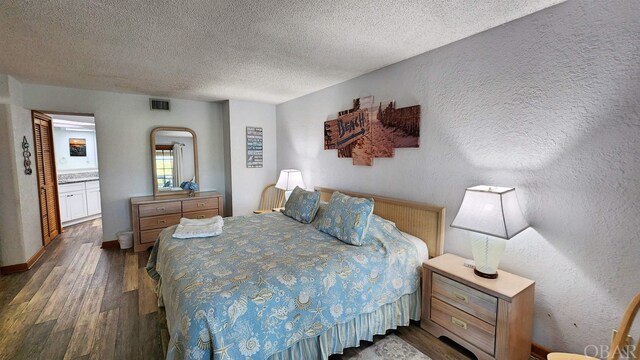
[531,342,551,359]
[61,214,101,227]
[101,239,120,249]
[0,246,46,275]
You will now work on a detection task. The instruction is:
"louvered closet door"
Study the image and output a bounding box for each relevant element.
[33,112,60,245]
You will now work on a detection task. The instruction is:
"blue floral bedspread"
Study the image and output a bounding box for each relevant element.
[146,212,421,360]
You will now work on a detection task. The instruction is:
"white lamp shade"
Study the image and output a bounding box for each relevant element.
[451,185,529,239]
[275,169,306,191]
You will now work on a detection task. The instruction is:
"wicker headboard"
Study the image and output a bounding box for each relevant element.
[315,187,445,258]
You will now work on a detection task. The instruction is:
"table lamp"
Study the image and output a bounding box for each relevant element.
[275,169,306,200]
[451,185,529,279]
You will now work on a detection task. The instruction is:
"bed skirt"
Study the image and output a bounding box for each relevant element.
[269,290,421,360]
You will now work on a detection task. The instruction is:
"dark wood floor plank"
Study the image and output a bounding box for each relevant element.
[63,284,106,359]
[37,328,74,360]
[0,302,28,334]
[100,250,124,312]
[13,319,56,359]
[139,311,163,359]
[22,265,67,315]
[89,309,119,360]
[36,243,93,324]
[88,248,111,290]
[0,301,42,359]
[114,290,139,360]
[8,261,56,305]
[53,272,93,333]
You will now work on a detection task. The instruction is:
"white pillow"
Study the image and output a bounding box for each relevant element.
[400,230,429,263]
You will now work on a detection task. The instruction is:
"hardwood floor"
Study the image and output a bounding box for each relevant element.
[0,219,535,360]
[0,219,164,360]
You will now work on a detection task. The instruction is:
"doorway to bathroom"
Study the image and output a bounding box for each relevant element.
[47,113,102,231]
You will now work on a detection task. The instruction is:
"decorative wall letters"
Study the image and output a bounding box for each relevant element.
[324,96,420,166]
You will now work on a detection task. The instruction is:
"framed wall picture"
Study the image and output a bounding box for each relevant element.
[324,96,420,166]
[246,126,263,168]
[69,138,87,157]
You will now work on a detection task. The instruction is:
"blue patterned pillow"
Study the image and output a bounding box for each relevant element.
[315,192,374,245]
[282,186,321,224]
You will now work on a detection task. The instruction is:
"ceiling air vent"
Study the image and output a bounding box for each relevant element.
[150,99,170,111]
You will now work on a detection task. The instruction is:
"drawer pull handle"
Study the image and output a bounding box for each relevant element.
[197,203,205,207]
[158,220,166,224]
[157,207,165,211]
[453,291,469,303]
[451,316,468,330]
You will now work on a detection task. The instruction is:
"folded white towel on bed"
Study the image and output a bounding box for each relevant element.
[172,215,224,239]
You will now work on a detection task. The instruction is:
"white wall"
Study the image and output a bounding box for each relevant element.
[277,0,640,354]
[22,84,226,242]
[226,100,277,216]
[0,75,27,266]
[52,128,99,171]
[0,75,43,266]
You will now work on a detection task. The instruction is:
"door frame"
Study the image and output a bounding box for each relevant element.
[31,110,99,243]
[32,111,63,246]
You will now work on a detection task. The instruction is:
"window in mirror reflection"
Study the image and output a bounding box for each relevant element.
[155,145,174,189]
[154,130,195,193]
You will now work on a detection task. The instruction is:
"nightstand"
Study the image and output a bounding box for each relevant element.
[421,253,535,360]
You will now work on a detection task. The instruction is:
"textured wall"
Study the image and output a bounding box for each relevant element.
[277,0,640,353]
[9,77,43,263]
[225,100,278,216]
[0,75,43,266]
[21,84,227,243]
[0,76,27,265]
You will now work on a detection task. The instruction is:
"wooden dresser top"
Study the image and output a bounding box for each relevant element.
[130,191,222,205]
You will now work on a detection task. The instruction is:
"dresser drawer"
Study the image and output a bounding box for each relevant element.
[140,228,164,244]
[183,209,219,219]
[139,201,182,218]
[432,272,498,325]
[182,198,218,213]
[431,297,496,355]
[139,214,181,231]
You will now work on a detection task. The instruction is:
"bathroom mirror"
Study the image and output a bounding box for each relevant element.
[151,127,198,196]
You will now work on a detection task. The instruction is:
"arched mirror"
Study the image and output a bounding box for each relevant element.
[151,127,198,196]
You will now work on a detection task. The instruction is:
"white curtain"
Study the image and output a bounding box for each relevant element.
[172,143,184,187]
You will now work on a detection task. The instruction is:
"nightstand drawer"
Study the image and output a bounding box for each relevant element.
[140,214,181,230]
[431,297,496,355]
[432,272,498,325]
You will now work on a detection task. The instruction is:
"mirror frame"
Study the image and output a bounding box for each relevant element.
[150,126,199,196]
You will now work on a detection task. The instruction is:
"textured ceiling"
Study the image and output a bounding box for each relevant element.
[0,0,564,104]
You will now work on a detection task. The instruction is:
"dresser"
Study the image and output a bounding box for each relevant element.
[130,191,223,252]
[421,253,535,360]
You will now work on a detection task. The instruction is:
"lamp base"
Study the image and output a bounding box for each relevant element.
[474,268,498,279]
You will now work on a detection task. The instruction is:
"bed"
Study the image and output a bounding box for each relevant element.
[147,187,445,359]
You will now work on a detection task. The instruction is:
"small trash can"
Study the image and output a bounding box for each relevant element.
[117,231,134,249]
